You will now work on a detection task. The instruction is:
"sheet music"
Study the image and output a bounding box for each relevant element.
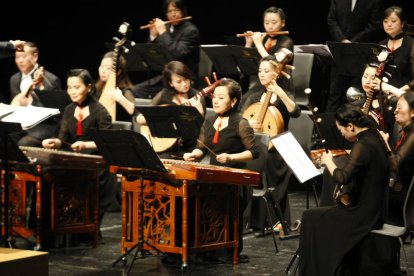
[271,131,321,183]
[0,104,60,130]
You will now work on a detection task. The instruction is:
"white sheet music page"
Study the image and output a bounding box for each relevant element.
[0,104,59,130]
[271,131,321,183]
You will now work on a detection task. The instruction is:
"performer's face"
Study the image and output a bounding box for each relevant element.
[263,12,285,33]
[383,12,404,37]
[67,76,91,104]
[361,66,376,93]
[99,57,112,82]
[394,97,414,128]
[336,122,357,142]
[212,86,236,114]
[258,61,277,87]
[169,73,191,94]
[166,3,183,24]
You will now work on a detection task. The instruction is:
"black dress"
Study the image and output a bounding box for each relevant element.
[299,128,390,276]
[58,96,116,224]
[241,91,301,225]
[196,110,260,253]
[388,123,414,226]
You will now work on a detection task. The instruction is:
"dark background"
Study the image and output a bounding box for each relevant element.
[0,0,413,103]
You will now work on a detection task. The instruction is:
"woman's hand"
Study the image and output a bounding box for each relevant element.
[183,152,196,161]
[42,138,60,149]
[71,141,86,152]
[248,120,262,132]
[320,150,333,166]
[216,153,233,164]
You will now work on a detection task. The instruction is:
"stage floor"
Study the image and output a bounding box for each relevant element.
[9,190,414,275]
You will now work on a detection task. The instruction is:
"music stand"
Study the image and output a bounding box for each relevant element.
[89,129,167,274]
[125,43,173,73]
[33,88,71,113]
[327,42,384,77]
[318,112,353,150]
[0,122,29,247]
[201,45,261,76]
[137,105,203,152]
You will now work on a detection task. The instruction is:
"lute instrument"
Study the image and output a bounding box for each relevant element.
[242,48,294,137]
[99,22,130,122]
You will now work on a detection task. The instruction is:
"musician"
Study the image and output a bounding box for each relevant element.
[380,93,414,226]
[9,41,62,146]
[137,60,205,158]
[239,6,294,109]
[299,105,390,276]
[379,6,414,92]
[133,0,200,99]
[183,78,260,263]
[42,69,117,233]
[94,51,136,121]
[241,55,301,229]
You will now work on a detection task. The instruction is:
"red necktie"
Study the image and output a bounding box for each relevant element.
[394,130,406,150]
[212,116,222,144]
[76,109,84,137]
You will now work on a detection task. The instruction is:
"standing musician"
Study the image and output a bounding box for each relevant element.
[183,78,260,263]
[379,6,414,92]
[137,60,205,158]
[133,0,200,99]
[299,105,390,276]
[94,51,136,122]
[241,54,300,229]
[240,6,294,109]
[42,69,117,235]
[9,41,62,147]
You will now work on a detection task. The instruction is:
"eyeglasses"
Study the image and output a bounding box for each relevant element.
[167,8,181,14]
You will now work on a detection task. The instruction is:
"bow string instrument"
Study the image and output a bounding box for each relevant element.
[242,48,294,139]
[304,89,350,207]
[99,22,130,122]
[140,73,225,153]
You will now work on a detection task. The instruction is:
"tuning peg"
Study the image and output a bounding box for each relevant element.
[313,107,319,113]
[317,118,322,123]
[212,72,218,82]
[204,76,212,86]
[280,71,291,79]
[304,88,312,94]
[285,64,295,70]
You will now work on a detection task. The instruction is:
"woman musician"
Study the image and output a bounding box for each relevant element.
[137,60,206,158]
[239,6,294,109]
[94,51,136,122]
[42,69,117,236]
[241,54,301,231]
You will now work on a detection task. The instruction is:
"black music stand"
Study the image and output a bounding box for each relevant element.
[125,43,173,73]
[33,88,71,113]
[137,105,203,153]
[327,42,384,77]
[90,129,167,275]
[0,122,29,247]
[201,45,261,76]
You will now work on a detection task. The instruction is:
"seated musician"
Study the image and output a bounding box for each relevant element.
[42,69,117,239]
[299,105,390,275]
[183,78,260,263]
[319,63,406,206]
[9,41,63,147]
[241,54,301,230]
[137,60,205,158]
